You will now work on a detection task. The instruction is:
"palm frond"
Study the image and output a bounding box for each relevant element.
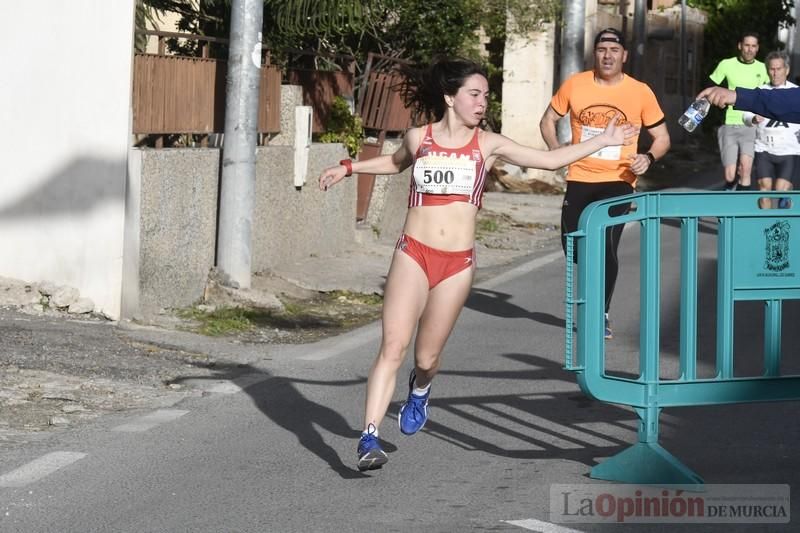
[264,0,383,34]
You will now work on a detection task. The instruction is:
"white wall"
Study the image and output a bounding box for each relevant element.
[0,2,134,318]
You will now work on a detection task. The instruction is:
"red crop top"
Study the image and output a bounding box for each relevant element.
[407,124,487,209]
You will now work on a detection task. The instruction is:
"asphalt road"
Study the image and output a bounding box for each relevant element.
[0,222,800,533]
[2,207,800,532]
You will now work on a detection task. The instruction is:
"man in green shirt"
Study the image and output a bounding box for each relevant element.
[709,32,768,190]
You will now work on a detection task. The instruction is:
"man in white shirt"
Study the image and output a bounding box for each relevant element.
[743,50,800,208]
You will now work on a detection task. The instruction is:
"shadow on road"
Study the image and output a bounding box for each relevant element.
[169,369,392,480]
[167,350,648,480]
[465,287,565,328]
[426,352,642,467]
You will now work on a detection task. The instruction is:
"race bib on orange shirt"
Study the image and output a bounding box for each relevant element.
[413,155,476,195]
[580,126,621,161]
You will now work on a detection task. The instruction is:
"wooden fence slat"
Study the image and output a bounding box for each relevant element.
[357,71,410,132]
[132,54,283,138]
[132,52,410,142]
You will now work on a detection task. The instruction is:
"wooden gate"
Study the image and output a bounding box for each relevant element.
[354,53,415,221]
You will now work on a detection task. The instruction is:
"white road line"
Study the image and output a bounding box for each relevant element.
[476,251,562,290]
[503,518,585,532]
[112,409,189,432]
[0,452,87,487]
[300,252,563,361]
[299,322,381,361]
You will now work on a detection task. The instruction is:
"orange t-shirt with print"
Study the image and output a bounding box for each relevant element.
[549,71,665,185]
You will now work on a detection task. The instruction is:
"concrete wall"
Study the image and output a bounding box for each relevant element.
[0,2,134,318]
[124,149,220,317]
[252,143,354,272]
[363,138,410,242]
[251,84,356,270]
[501,22,556,183]
[127,142,353,315]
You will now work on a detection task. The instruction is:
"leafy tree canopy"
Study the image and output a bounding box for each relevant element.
[689,0,794,71]
[136,0,559,130]
[138,0,559,67]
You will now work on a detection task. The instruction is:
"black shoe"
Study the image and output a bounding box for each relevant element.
[723,181,737,191]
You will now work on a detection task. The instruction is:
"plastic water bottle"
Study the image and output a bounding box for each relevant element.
[679,97,710,133]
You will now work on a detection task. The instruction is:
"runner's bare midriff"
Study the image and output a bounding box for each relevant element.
[403,202,478,251]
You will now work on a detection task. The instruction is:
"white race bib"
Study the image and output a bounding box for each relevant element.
[413,155,476,195]
[580,126,621,161]
[759,127,800,153]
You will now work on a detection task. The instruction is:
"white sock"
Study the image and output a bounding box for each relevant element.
[412,382,431,397]
[362,423,378,437]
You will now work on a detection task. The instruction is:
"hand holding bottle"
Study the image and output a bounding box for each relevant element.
[696,86,737,109]
[678,97,711,133]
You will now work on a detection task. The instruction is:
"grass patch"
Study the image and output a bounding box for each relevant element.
[328,290,383,306]
[176,290,384,339]
[477,218,499,233]
[177,306,254,336]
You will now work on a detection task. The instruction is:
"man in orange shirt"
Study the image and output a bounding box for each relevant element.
[540,27,671,339]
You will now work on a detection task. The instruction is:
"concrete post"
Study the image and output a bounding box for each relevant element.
[557,0,586,144]
[501,22,557,185]
[632,0,647,80]
[789,1,800,78]
[680,0,687,111]
[217,0,263,289]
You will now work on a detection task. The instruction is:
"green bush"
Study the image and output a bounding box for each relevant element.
[317,96,364,158]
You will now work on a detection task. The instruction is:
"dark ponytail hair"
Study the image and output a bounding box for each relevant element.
[396,56,487,121]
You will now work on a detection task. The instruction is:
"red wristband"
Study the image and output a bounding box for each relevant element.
[339,159,353,177]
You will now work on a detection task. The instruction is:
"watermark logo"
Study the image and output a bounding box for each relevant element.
[550,484,790,524]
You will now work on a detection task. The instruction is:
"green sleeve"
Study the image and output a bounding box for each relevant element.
[709,59,726,85]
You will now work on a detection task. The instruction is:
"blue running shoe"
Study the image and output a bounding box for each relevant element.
[357,424,387,471]
[604,314,613,340]
[778,197,791,209]
[398,370,430,435]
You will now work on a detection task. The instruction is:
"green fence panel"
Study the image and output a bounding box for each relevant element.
[564,191,800,489]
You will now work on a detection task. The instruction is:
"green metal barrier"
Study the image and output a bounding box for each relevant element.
[565,191,800,489]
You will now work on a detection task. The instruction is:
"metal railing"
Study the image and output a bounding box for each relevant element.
[565,191,800,488]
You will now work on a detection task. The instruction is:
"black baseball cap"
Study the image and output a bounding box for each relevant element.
[594,28,626,49]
